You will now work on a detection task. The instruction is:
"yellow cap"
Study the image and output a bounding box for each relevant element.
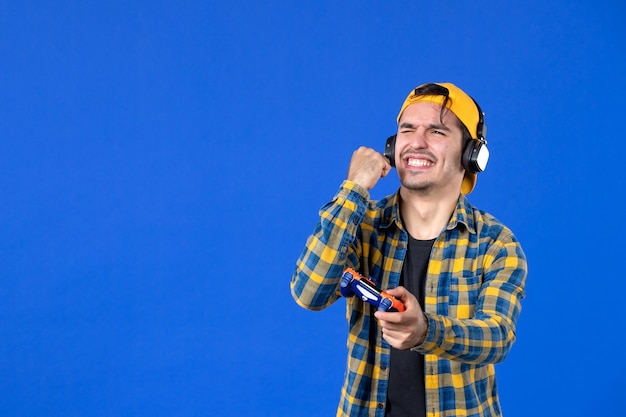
[397,82,481,194]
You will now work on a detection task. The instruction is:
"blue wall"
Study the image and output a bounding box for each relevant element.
[1,1,624,415]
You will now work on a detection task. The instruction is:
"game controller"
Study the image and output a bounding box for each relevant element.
[340,268,405,312]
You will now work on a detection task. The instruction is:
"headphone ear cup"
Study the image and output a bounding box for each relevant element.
[461,140,476,172]
[384,135,396,167]
[462,139,489,173]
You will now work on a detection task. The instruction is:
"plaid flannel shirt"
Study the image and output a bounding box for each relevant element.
[291,181,527,417]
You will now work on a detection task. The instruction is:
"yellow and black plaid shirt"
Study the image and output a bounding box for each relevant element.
[291,181,527,417]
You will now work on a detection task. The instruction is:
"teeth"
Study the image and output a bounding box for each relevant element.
[407,158,432,167]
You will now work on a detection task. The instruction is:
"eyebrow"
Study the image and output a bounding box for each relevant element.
[399,122,451,131]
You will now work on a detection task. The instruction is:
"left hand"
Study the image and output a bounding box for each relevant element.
[374,286,428,350]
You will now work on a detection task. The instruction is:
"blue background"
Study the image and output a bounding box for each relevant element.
[1,1,624,416]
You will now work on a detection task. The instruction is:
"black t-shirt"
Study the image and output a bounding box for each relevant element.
[385,236,435,417]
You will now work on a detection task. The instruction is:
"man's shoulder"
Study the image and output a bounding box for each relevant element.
[460,196,518,241]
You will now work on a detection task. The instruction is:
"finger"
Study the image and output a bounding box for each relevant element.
[385,286,422,311]
[374,310,402,325]
[381,327,412,349]
[381,157,392,177]
[347,148,387,190]
[384,286,413,306]
[384,286,408,299]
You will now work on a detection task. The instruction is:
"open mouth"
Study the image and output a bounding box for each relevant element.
[405,156,435,168]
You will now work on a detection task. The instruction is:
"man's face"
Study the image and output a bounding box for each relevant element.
[395,101,465,195]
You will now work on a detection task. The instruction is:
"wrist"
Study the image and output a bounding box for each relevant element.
[411,313,429,350]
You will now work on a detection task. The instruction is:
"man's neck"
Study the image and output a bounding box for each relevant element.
[399,187,459,240]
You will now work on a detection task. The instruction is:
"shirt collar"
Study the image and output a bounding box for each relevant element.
[381,191,477,235]
[446,193,476,234]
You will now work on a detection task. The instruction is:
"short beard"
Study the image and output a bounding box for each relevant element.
[400,177,436,193]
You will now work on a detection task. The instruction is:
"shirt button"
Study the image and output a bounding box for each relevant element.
[380,365,387,370]
[377,403,384,409]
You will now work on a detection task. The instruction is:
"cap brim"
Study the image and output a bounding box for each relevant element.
[462,172,476,194]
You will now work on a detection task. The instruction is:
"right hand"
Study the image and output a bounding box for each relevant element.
[347,146,392,190]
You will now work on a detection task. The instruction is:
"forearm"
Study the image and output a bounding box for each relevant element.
[290,181,369,310]
[415,312,518,364]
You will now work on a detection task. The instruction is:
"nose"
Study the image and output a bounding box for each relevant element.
[406,127,428,149]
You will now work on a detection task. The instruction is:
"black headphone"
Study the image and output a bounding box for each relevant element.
[384,96,489,174]
[461,98,489,173]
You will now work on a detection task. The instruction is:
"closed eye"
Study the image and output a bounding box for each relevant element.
[398,122,416,135]
[429,123,450,136]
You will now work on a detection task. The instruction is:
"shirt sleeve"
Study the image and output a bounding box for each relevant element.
[413,228,527,364]
[290,180,370,311]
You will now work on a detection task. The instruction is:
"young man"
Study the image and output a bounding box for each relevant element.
[291,83,527,417]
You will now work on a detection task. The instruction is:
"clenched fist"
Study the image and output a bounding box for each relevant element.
[347,146,392,190]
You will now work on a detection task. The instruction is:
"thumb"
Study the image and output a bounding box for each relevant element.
[381,159,392,178]
[384,286,408,300]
